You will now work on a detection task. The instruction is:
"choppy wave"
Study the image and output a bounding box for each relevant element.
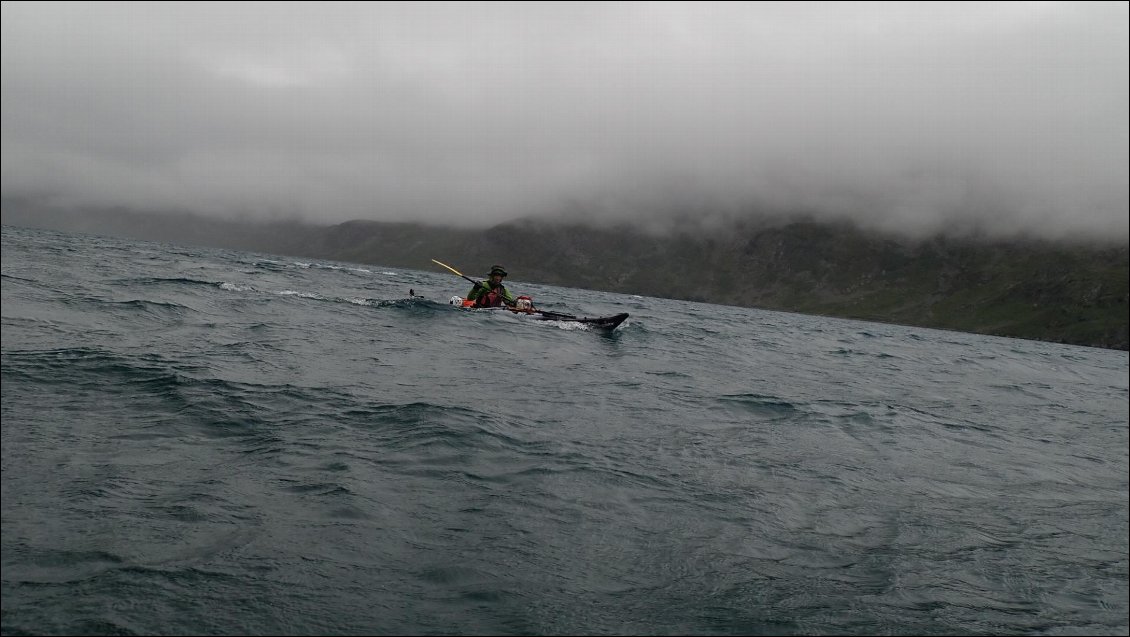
[2,224,1127,636]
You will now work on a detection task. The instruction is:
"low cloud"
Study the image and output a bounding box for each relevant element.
[2,2,1127,240]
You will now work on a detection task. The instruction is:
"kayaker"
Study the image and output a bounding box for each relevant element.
[467,265,516,308]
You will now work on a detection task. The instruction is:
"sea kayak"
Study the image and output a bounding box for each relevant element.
[448,297,629,330]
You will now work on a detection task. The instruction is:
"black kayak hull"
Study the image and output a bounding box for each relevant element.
[534,311,629,330]
[456,305,628,330]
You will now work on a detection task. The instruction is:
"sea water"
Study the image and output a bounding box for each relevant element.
[2,224,1127,635]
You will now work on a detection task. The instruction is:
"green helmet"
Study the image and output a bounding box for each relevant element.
[488,265,508,277]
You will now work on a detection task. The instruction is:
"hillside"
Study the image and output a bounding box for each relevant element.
[3,203,1127,350]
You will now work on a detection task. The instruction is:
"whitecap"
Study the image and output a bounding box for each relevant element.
[277,290,322,299]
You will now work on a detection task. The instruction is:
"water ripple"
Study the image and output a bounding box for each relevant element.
[2,225,1127,636]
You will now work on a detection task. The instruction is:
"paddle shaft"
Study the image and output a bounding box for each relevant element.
[431,259,485,289]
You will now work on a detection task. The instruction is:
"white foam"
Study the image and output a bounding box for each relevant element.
[277,290,322,300]
[542,320,589,331]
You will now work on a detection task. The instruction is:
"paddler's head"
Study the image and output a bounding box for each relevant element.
[488,265,507,285]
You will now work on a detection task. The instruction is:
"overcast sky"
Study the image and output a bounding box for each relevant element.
[2,1,1127,239]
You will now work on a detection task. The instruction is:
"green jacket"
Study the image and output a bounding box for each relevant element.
[467,281,515,307]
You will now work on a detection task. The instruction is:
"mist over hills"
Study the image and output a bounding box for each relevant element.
[3,201,1126,351]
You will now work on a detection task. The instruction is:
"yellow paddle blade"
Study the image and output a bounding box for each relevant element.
[431,259,463,277]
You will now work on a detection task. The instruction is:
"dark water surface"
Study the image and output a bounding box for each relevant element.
[2,225,1127,635]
